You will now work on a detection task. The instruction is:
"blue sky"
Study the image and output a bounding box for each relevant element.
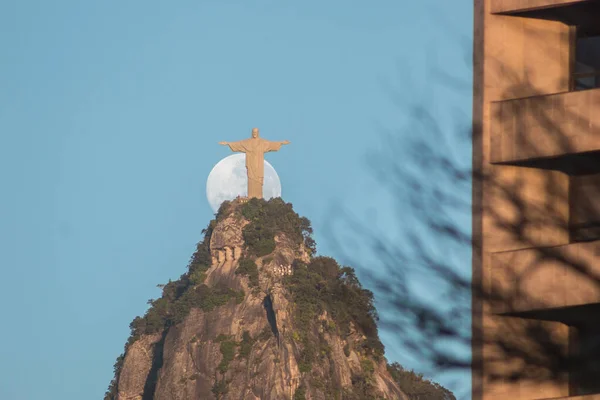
[0,1,472,399]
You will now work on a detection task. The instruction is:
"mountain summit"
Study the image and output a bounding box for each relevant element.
[106,198,454,400]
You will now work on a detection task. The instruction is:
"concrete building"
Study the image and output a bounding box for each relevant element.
[473,1,600,399]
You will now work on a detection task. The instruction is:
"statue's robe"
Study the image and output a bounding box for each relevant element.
[226,138,283,198]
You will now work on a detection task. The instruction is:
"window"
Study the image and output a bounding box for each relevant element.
[570,324,600,395]
[573,32,600,91]
[569,174,600,243]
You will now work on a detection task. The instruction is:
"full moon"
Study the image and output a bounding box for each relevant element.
[206,154,282,213]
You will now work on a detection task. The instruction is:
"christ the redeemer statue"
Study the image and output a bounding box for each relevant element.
[219,128,290,199]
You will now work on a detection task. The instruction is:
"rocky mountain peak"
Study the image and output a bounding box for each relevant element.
[105,198,454,400]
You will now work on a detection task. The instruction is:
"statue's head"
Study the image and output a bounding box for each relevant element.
[251,128,259,138]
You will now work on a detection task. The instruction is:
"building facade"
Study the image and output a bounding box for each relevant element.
[473,0,600,399]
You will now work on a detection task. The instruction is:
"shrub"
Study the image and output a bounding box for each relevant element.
[211,379,229,398]
[235,258,259,287]
[298,361,312,374]
[215,333,228,342]
[189,269,207,285]
[243,223,276,256]
[293,385,306,400]
[361,359,375,376]
[241,198,316,256]
[239,331,254,358]
[235,290,245,304]
[103,353,124,400]
[283,257,384,358]
[387,363,456,400]
[218,339,237,373]
[343,344,351,357]
[349,373,379,399]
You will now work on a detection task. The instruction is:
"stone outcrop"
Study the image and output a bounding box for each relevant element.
[116,334,162,400]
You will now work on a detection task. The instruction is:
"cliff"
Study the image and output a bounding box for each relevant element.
[105,198,452,400]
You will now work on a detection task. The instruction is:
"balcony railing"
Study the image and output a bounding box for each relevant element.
[491,0,600,38]
[537,394,600,400]
[491,0,594,15]
[490,88,600,172]
[490,240,600,313]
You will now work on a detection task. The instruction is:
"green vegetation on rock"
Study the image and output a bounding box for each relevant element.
[241,197,316,257]
[284,257,384,359]
[239,330,254,358]
[235,258,259,287]
[214,331,255,376]
[293,385,307,400]
[131,284,242,335]
[104,354,124,400]
[281,255,386,399]
[387,363,456,400]
[211,378,229,398]
[343,344,351,357]
[360,359,375,376]
[217,337,237,373]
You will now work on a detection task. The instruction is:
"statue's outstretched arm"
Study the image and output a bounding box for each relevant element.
[219,140,248,153]
[264,139,290,153]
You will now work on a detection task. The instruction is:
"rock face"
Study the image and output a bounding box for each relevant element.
[116,334,162,400]
[112,199,409,400]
